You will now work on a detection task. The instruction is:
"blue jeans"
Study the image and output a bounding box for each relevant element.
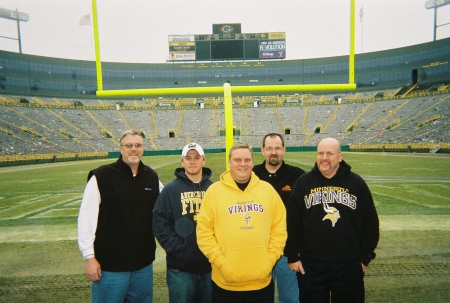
[167,269,212,303]
[92,263,153,303]
[273,256,299,303]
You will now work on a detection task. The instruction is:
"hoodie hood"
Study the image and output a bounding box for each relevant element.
[174,167,213,186]
[219,170,260,192]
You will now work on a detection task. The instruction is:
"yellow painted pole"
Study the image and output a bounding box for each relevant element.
[93,1,357,98]
[223,83,233,170]
[96,83,356,98]
[349,0,355,84]
[91,0,103,91]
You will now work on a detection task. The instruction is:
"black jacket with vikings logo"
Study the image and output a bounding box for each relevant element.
[153,167,214,274]
[285,160,379,266]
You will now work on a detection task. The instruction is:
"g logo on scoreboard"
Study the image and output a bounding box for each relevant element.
[221,24,234,33]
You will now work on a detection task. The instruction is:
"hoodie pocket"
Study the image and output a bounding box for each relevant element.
[220,246,272,284]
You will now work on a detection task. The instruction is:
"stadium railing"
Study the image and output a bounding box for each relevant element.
[0,152,108,166]
[349,143,450,153]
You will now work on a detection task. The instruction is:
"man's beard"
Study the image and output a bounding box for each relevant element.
[268,156,281,166]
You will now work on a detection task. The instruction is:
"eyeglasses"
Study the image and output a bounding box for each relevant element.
[121,143,143,149]
[317,151,339,158]
[231,158,252,164]
[264,146,283,152]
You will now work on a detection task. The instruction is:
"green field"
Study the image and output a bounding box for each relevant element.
[0,151,449,303]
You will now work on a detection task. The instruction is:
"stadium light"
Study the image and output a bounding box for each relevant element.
[425,0,450,41]
[425,0,450,9]
[0,7,29,54]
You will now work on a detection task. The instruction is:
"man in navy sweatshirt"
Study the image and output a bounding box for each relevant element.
[286,137,379,303]
[153,142,214,303]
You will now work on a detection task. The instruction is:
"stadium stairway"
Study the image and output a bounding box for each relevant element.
[150,110,159,137]
[47,108,93,139]
[209,109,216,137]
[390,96,449,131]
[400,84,418,98]
[84,109,119,147]
[338,102,375,142]
[274,107,284,132]
[117,110,133,130]
[301,105,310,134]
[174,108,184,137]
[360,99,411,144]
[321,105,341,133]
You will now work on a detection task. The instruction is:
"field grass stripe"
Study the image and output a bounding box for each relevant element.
[372,191,450,209]
[0,194,81,219]
[0,225,77,243]
[379,215,450,230]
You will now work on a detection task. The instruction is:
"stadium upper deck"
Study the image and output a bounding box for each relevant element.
[0,38,449,98]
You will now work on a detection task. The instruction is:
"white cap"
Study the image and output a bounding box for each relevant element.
[182,142,205,157]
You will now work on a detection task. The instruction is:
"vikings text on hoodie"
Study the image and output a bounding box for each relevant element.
[196,171,287,291]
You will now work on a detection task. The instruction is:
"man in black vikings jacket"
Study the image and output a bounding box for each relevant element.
[286,137,379,303]
[153,142,214,303]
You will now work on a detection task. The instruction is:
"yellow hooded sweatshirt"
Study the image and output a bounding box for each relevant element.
[196,171,286,291]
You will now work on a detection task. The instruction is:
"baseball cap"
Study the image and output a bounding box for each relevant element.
[182,142,205,157]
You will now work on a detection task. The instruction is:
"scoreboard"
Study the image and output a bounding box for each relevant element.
[168,23,286,61]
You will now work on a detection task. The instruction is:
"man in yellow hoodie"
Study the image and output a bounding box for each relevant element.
[197,142,287,303]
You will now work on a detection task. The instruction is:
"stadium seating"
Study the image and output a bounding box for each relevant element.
[1,89,449,156]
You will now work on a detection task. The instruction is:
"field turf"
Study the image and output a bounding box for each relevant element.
[0,151,449,302]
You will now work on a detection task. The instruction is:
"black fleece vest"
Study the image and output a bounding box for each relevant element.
[89,157,159,272]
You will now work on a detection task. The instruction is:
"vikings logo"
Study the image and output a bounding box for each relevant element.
[243,213,252,226]
[322,203,340,227]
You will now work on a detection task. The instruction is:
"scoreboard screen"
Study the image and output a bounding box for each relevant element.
[211,40,243,60]
[168,25,285,61]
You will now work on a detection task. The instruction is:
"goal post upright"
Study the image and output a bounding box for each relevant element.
[91,0,103,91]
[223,83,233,170]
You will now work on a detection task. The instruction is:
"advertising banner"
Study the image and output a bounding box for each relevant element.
[259,40,286,59]
[169,53,196,61]
[168,35,196,61]
[168,35,195,42]
[169,42,196,52]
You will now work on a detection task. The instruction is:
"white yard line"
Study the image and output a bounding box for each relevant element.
[379,215,450,231]
[0,157,180,173]
[1,215,448,243]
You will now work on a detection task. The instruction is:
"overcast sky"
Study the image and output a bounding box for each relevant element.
[0,0,449,63]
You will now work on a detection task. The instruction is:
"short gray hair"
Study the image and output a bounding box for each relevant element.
[120,130,143,144]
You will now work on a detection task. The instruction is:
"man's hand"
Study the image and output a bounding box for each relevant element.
[288,260,305,274]
[85,257,102,281]
[361,263,367,274]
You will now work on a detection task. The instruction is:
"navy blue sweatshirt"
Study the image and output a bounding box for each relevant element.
[153,167,214,274]
[285,160,379,266]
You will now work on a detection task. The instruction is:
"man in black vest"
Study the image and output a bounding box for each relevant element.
[78,130,162,303]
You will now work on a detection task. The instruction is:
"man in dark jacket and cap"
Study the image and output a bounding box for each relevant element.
[153,142,214,303]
